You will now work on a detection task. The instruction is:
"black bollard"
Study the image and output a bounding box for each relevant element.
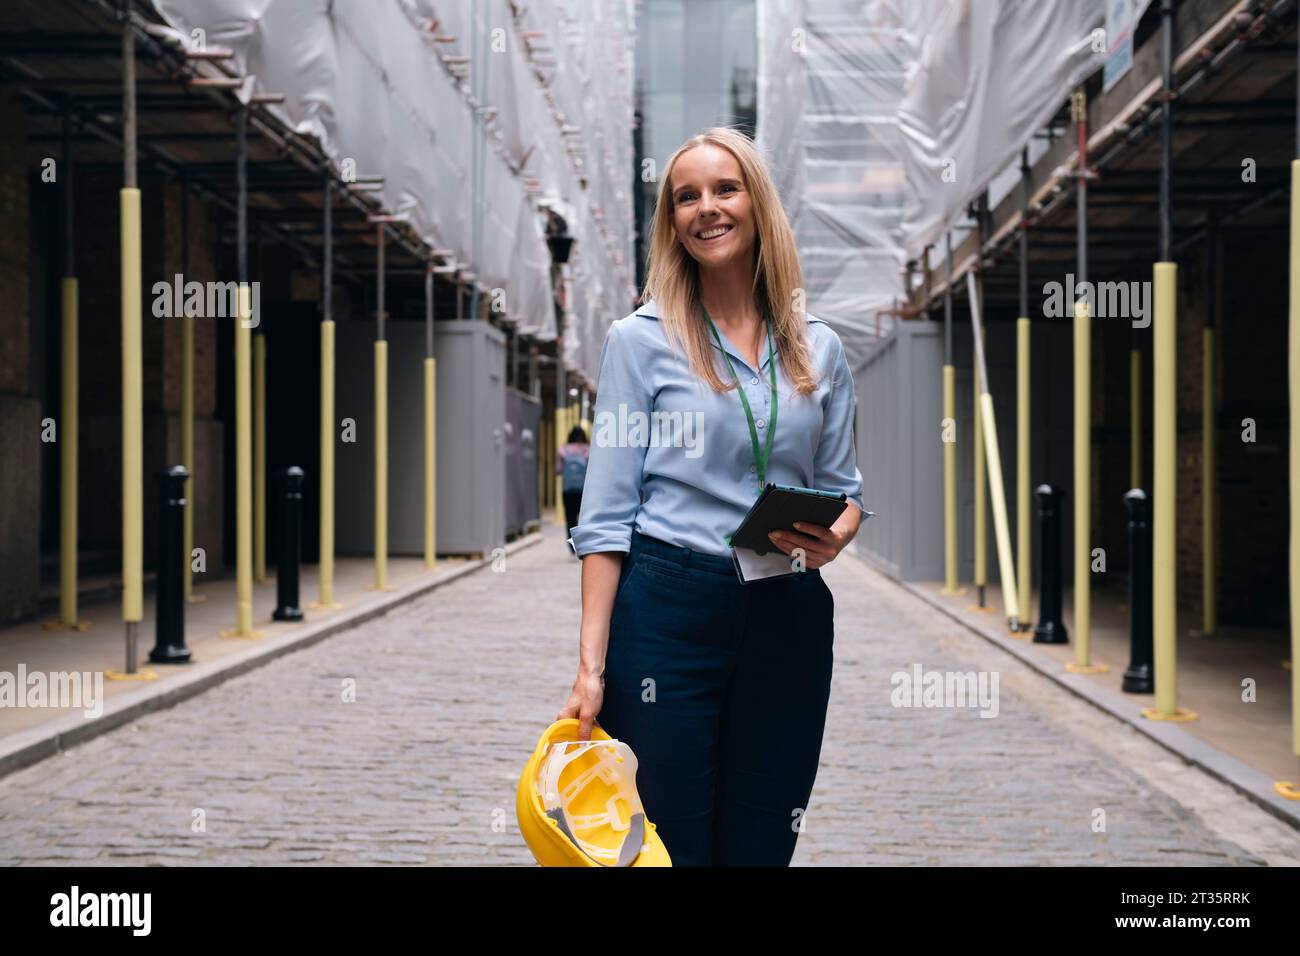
[273,466,305,622]
[1122,489,1155,693]
[150,465,192,664]
[1033,484,1069,644]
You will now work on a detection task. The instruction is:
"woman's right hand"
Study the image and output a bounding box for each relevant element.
[559,552,624,740]
[557,665,605,741]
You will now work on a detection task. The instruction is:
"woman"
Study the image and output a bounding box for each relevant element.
[560,127,865,867]
[555,425,591,547]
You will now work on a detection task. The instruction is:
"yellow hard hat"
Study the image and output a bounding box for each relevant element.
[516,718,672,867]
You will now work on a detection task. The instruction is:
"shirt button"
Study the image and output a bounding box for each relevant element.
[756,419,765,428]
[749,465,756,473]
[751,376,759,385]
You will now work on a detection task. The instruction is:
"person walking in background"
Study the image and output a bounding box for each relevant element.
[556,426,591,548]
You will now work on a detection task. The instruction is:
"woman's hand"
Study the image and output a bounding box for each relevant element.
[766,507,862,570]
[559,551,623,740]
[557,665,604,741]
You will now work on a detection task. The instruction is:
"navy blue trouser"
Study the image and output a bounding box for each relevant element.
[595,530,835,867]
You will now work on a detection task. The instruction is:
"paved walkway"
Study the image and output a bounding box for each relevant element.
[0,553,472,740]
[903,575,1295,783]
[2,524,1297,865]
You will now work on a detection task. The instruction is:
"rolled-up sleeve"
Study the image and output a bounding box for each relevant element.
[814,333,865,514]
[567,321,651,557]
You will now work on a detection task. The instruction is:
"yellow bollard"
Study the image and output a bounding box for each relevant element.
[253,333,267,582]
[1016,317,1031,628]
[226,284,255,638]
[964,276,1019,625]
[425,357,437,569]
[1073,299,1090,665]
[374,339,390,589]
[315,320,339,609]
[979,390,1020,624]
[1131,349,1142,489]
[1202,326,1215,637]
[58,277,84,629]
[1068,300,1106,673]
[941,364,959,593]
[121,189,143,630]
[1144,261,1193,720]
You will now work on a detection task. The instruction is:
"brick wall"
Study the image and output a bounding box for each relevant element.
[0,90,29,396]
[159,178,218,416]
[0,90,39,620]
[1085,228,1286,630]
[1214,232,1287,627]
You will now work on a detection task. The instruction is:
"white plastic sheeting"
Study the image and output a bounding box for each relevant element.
[895,0,1106,260]
[757,0,1107,367]
[757,0,910,368]
[149,0,635,381]
[524,1,638,380]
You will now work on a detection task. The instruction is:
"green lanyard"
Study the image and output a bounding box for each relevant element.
[703,306,778,498]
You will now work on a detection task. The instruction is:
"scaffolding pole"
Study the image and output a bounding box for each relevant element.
[226,104,256,639]
[942,230,959,594]
[52,107,84,631]
[1016,147,1032,632]
[425,259,437,570]
[253,321,267,583]
[1282,5,1300,797]
[966,270,1020,628]
[374,224,390,590]
[181,171,199,605]
[1070,88,1105,674]
[1203,218,1217,638]
[316,176,339,609]
[113,14,148,679]
[1147,0,1193,721]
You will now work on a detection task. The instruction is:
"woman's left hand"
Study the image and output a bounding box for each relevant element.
[767,521,847,570]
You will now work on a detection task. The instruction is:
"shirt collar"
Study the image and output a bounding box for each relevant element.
[635,297,777,375]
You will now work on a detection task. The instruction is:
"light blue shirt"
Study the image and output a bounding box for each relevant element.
[568,297,864,558]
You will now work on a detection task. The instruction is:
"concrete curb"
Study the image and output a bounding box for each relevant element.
[0,532,544,781]
[879,571,1300,832]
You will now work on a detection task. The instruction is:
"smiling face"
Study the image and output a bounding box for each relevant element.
[669,143,756,270]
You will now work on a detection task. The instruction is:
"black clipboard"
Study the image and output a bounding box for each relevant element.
[729,483,856,556]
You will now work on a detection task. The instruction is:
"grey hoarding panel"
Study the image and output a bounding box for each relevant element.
[334,320,506,558]
[852,321,943,581]
[434,322,507,556]
[506,388,542,536]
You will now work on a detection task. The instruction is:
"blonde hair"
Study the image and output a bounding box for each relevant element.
[641,127,818,395]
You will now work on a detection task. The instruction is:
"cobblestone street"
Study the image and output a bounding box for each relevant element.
[1,525,1297,866]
